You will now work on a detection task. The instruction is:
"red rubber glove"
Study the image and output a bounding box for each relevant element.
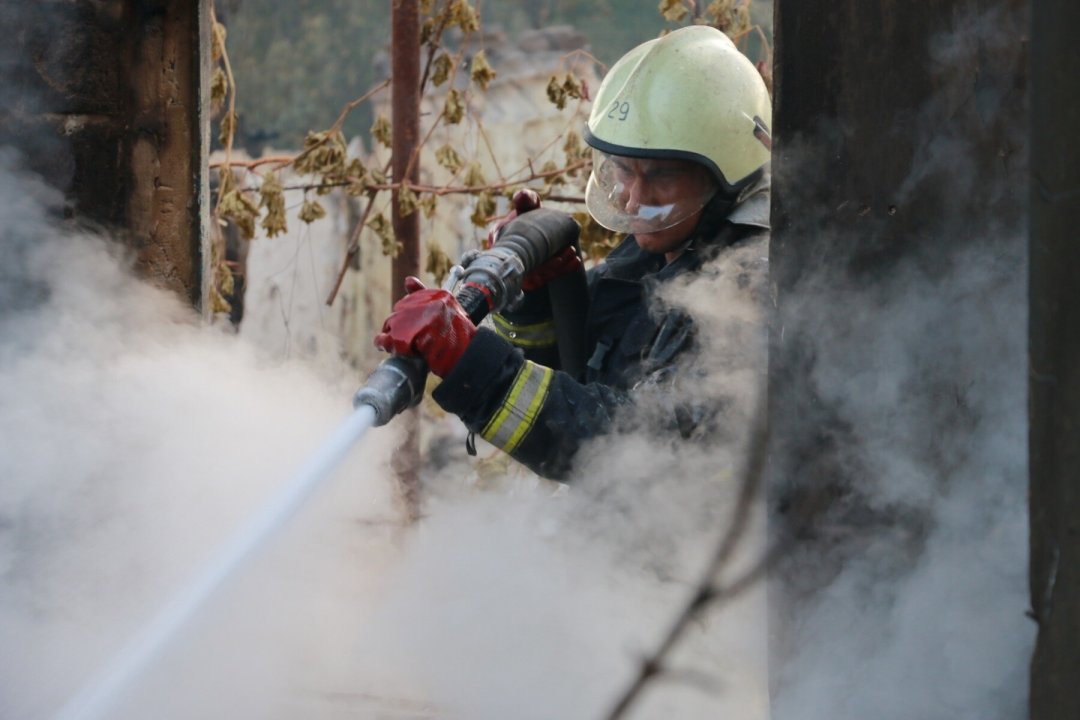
[374,276,477,377]
[522,245,584,292]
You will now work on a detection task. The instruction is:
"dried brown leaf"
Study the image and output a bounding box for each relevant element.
[546,75,567,110]
[469,50,496,90]
[398,183,419,218]
[368,212,401,257]
[659,0,690,23]
[344,158,371,195]
[218,188,259,240]
[561,74,583,101]
[210,68,227,112]
[444,89,466,124]
[563,129,585,163]
[421,17,435,45]
[259,172,287,238]
[371,114,393,148]
[218,110,236,147]
[435,144,464,173]
[432,52,453,88]
[418,193,438,218]
[547,73,582,110]
[707,0,752,36]
[298,199,327,224]
[463,161,486,188]
[425,241,454,286]
[470,192,496,228]
[449,0,479,33]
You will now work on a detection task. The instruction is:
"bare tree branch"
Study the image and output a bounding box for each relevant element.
[602,396,773,720]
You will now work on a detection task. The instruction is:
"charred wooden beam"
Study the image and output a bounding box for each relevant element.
[1029,0,1080,715]
[0,0,208,307]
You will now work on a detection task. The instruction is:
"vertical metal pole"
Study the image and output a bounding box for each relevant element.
[391,0,421,299]
[1030,0,1080,716]
[390,0,422,521]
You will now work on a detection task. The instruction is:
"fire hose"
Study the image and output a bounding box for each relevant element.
[55,208,581,720]
[354,207,584,424]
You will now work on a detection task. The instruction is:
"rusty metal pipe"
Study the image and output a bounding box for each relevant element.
[391,0,421,301]
[390,0,422,520]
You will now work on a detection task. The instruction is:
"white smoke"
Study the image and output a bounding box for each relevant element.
[0,139,1033,720]
[766,5,1034,716]
[769,237,1033,720]
[353,234,773,719]
[0,149,770,720]
[0,3,1035,716]
[0,155,403,719]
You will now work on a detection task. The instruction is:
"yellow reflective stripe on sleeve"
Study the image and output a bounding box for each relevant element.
[492,314,557,349]
[481,360,554,453]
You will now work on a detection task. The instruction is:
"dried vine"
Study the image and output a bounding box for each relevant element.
[207,0,771,314]
[208,0,599,312]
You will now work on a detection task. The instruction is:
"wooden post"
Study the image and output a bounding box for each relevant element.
[1029,0,1080,715]
[127,0,208,307]
[0,0,206,307]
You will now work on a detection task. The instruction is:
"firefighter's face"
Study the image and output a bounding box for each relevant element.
[585,151,716,256]
[612,157,712,254]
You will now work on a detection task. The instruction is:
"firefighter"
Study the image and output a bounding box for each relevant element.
[374,25,772,479]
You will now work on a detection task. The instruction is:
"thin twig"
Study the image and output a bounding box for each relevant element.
[401,31,472,187]
[475,118,506,182]
[560,47,607,76]
[210,155,295,170]
[330,78,393,135]
[321,151,584,308]
[504,95,590,180]
[417,0,456,92]
[325,188,381,307]
[603,397,772,720]
[263,157,588,199]
[283,159,589,197]
[279,79,395,175]
[324,156,393,307]
[538,194,586,204]
[730,23,773,66]
[397,0,463,185]
[208,80,391,175]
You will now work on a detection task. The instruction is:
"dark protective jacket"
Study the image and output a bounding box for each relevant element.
[432,180,770,480]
